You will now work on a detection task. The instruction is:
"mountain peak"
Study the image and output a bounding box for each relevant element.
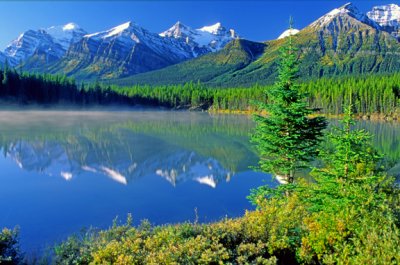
[45,23,87,50]
[62,22,80,31]
[367,4,400,39]
[340,2,356,12]
[159,21,193,38]
[174,21,184,27]
[367,4,400,26]
[309,2,378,29]
[159,21,237,56]
[84,21,142,39]
[106,21,136,37]
[46,22,84,33]
[198,22,223,34]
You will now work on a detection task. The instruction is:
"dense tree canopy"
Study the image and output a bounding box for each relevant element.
[251,32,326,183]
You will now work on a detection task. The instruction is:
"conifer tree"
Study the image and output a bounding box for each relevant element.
[251,20,327,184]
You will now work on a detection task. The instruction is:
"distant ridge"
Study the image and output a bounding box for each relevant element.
[2,2,400,84]
[113,2,400,87]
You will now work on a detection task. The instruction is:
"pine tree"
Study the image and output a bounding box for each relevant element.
[251,20,327,184]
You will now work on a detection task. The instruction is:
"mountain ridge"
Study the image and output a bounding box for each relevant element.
[2,2,400,84]
[2,21,239,79]
[113,2,400,87]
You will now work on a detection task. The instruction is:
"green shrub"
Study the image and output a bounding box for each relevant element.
[0,227,21,265]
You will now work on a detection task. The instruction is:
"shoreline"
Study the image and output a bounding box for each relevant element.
[207,108,400,122]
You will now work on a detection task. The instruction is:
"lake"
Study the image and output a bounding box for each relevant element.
[0,110,399,253]
[0,110,272,253]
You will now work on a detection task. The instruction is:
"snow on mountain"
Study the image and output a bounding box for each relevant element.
[309,3,379,29]
[85,21,133,39]
[46,22,87,50]
[4,29,60,66]
[160,21,238,56]
[2,20,237,72]
[367,4,400,39]
[367,4,400,26]
[277,28,299,39]
[56,21,197,78]
[81,21,193,60]
[199,22,227,34]
[159,21,196,39]
[3,23,86,66]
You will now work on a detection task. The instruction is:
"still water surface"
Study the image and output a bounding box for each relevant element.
[0,111,271,252]
[0,111,399,252]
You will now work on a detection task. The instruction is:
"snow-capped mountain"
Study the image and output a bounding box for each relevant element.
[367,4,400,39]
[5,2,399,82]
[160,21,238,56]
[3,23,87,66]
[81,21,192,59]
[309,3,379,29]
[277,28,299,39]
[128,2,400,86]
[51,21,196,79]
[4,29,60,66]
[46,22,87,50]
[1,20,237,78]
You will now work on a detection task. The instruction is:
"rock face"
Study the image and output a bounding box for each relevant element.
[367,4,400,39]
[4,23,87,67]
[4,2,400,82]
[160,21,239,56]
[48,21,238,80]
[296,2,399,76]
[0,20,238,80]
[120,3,400,86]
[0,52,5,65]
[46,23,87,51]
[49,21,197,79]
[309,3,379,29]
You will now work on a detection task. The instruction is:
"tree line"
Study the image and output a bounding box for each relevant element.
[1,66,399,116]
[0,67,131,106]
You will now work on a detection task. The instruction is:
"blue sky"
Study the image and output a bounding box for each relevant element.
[0,1,394,49]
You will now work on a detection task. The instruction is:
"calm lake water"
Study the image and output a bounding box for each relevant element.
[0,110,399,253]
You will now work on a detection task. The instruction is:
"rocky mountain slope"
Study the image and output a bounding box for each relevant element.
[1,21,238,80]
[114,38,267,86]
[2,2,400,84]
[160,21,239,56]
[46,21,196,80]
[4,23,87,67]
[116,3,400,87]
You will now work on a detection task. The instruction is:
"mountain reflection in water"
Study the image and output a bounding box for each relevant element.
[0,110,399,252]
[1,111,258,187]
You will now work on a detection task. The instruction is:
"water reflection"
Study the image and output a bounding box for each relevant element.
[0,111,399,252]
[0,111,257,187]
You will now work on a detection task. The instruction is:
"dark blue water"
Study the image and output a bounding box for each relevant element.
[1,111,399,253]
[0,111,273,253]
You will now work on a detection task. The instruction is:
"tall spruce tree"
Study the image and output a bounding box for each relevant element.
[251,21,327,184]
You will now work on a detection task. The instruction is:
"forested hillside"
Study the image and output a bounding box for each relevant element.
[111,74,400,116]
[0,68,399,117]
[113,4,400,87]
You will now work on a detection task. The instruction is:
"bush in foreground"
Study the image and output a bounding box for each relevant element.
[54,213,284,265]
[0,227,21,265]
